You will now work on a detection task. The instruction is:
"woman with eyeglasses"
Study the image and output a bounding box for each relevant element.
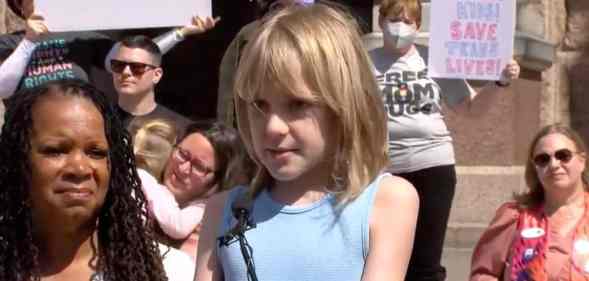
[134,120,250,260]
[470,124,589,281]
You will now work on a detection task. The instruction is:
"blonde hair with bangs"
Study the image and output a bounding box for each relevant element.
[379,0,422,27]
[234,2,389,203]
[133,118,177,180]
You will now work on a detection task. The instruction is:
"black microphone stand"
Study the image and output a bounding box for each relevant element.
[218,206,258,281]
[234,208,258,281]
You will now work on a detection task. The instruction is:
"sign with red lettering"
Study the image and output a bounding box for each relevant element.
[427,0,515,80]
[36,0,212,32]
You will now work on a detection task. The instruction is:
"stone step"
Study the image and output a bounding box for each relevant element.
[442,247,473,281]
[444,166,527,249]
[445,223,487,249]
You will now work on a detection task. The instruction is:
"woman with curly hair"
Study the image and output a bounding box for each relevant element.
[0,79,191,281]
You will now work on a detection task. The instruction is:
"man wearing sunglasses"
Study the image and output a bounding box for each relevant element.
[111,35,192,135]
[0,0,219,99]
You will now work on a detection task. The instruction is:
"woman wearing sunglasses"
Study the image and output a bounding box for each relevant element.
[470,124,589,281]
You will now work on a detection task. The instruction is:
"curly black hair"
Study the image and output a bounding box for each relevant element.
[0,80,168,281]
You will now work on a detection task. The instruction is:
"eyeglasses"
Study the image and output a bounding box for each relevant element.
[110,59,157,76]
[173,146,215,176]
[532,148,579,167]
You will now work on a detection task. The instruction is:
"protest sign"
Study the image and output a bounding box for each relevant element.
[36,0,212,32]
[428,0,516,80]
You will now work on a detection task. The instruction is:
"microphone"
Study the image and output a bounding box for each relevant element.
[232,196,252,222]
[218,194,259,281]
[218,195,254,247]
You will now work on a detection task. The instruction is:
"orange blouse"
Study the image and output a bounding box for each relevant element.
[470,203,576,281]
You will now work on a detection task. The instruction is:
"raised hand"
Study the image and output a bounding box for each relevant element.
[25,14,48,40]
[500,59,521,83]
[177,16,221,38]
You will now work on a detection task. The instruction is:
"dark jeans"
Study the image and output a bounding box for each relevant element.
[392,165,457,281]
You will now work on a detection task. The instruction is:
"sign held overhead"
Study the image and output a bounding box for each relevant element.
[36,0,212,32]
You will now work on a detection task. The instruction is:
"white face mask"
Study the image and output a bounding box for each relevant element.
[382,22,417,50]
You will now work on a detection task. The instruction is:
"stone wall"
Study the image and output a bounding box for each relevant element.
[562,0,589,142]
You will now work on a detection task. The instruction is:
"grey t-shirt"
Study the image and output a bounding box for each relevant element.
[369,45,470,173]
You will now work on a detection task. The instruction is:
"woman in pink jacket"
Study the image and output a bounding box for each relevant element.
[134,120,248,259]
[470,124,589,281]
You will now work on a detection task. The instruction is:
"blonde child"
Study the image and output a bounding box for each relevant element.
[133,118,178,178]
[196,3,419,281]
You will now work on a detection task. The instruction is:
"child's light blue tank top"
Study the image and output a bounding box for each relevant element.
[216,173,390,281]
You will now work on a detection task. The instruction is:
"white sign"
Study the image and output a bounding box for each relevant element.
[36,0,212,32]
[427,0,516,80]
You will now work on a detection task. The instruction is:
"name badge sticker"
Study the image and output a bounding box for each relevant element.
[521,227,545,239]
[572,238,589,274]
[575,239,589,255]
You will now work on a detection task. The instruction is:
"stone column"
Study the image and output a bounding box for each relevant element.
[516,0,567,126]
[561,0,589,141]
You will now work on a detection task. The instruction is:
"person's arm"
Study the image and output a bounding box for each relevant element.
[155,16,221,54]
[104,16,220,71]
[138,169,205,239]
[0,15,48,99]
[152,200,206,239]
[452,59,521,117]
[469,203,520,281]
[0,38,36,98]
[194,191,230,281]
[362,175,419,281]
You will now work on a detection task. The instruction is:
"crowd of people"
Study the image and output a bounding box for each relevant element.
[0,0,584,281]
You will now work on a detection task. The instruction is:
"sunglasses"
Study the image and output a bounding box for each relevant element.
[532,148,579,167]
[110,59,157,76]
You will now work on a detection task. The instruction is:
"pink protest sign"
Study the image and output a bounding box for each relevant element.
[428,0,515,80]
